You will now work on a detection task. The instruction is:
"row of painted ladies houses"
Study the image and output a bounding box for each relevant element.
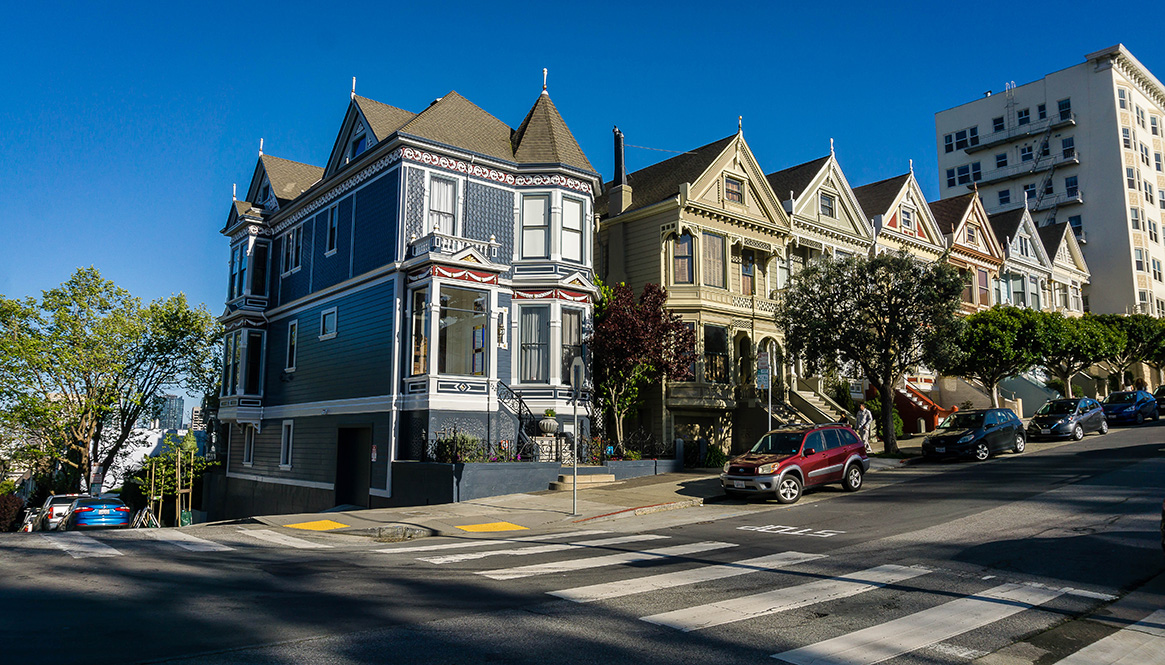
[211,85,1089,517]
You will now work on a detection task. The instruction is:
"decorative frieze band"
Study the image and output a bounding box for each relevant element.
[401,147,594,196]
[408,265,500,285]
[275,149,405,234]
[514,288,591,303]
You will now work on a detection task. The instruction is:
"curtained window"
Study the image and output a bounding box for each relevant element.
[978,269,990,305]
[741,249,755,296]
[562,308,583,385]
[702,232,726,288]
[520,306,550,382]
[429,177,456,234]
[673,233,693,284]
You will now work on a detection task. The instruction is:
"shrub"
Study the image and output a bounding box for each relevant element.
[0,495,25,532]
[543,409,557,418]
[703,446,728,469]
[866,396,904,439]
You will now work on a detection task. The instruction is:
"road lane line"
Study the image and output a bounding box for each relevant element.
[39,532,122,559]
[373,530,611,554]
[146,529,234,552]
[419,534,668,564]
[479,541,737,581]
[550,551,827,603]
[773,582,1065,665]
[240,529,333,549]
[642,564,930,632]
[1051,609,1165,665]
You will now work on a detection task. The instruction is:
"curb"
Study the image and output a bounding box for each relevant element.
[571,498,705,523]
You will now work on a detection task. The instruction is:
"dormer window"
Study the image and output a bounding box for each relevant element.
[350,135,367,160]
[258,182,270,204]
[966,226,978,246]
[725,177,743,203]
[901,208,915,232]
[819,193,835,218]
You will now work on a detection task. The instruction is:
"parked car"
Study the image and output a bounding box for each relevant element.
[1152,385,1165,412]
[922,408,1025,461]
[1027,397,1107,440]
[1160,496,1164,554]
[720,424,870,504]
[1101,390,1159,425]
[34,494,90,531]
[57,497,131,530]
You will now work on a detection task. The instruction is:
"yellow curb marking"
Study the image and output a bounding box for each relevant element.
[283,519,350,531]
[455,521,528,533]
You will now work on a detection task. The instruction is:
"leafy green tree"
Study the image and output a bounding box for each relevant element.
[0,267,221,492]
[935,306,1047,407]
[1094,314,1164,384]
[587,280,696,452]
[777,250,964,454]
[1041,313,1123,395]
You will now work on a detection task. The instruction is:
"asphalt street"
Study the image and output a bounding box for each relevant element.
[1,423,1162,665]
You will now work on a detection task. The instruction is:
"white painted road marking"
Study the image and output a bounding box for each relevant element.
[240,529,333,549]
[642,564,929,632]
[550,551,826,603]
[146,529,234,552]
[1051,609,1165,665]
[738,525,846,538]
[479,541,737,581]
[773,582,1065,665]
[40,532,122,559]
[419,534,668,564]
[374,530,611,554]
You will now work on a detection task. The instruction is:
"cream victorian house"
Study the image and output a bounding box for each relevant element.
[988,207,1053,310]
[1038,221,1090,316]
[928,192,1006,314]
[598,128,792,454]
[853,171,947,263]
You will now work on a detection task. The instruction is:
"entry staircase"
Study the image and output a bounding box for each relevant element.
[790,378,851,424]
[496,381,540,457]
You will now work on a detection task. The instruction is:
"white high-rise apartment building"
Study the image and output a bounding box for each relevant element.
[936,45,1165,315]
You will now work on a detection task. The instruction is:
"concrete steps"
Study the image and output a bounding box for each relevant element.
[548,473,618,491]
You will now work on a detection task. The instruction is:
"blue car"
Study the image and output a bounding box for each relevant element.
[1102,390,1159,425]
[58,497,131,530]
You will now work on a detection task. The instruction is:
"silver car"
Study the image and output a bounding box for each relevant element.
[36,494,90,531]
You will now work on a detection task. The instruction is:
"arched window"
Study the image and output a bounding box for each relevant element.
[673,233,694,284]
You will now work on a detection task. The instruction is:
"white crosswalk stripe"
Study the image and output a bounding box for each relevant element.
[479,541,737,581]
[239,529,333,549]
[550,551,826,603]
[773,582,1066,665]
[146,529,234,552]
[374,530,611,554]
[1051,609,1165,665]
[39,532,122,559]
[642,564,930,632]
[419,534,669,564]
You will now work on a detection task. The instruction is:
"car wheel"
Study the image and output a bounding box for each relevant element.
[1136,412,1145,425]
[1013,434,1026,453]
[1154,409,1160,422]
[974,442,991,461]
[1099,420,1109,435]
[776,475,802,504]
[1072,424,1084,441]
[842,465,863,492]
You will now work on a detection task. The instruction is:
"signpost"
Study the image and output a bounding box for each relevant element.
[757,351,772,431]
[570,357,585,517]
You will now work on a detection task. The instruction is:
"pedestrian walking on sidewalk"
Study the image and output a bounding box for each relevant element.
[856,402,874,454]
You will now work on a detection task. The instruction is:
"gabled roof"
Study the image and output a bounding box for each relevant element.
[511,92,594,172]
[764,156,831,201]
[1038,222,1069,260]
[259,155,324,207]
[397,91,516,163]
[929,193,978,235]
[987,207,1027,246]
[852,173,911,217]
[352,95,415,140]
[596,135,734,217]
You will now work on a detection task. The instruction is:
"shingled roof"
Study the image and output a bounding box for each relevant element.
[929,193,977,235]
[596,135,734,218]
[261,155,324,207]
[1038,222,1069,260]
[852,173,910,217]
[765,156,830,202]
[512,92,594,172]
[987,208,1027,248]
[352,95,416,140]
[395,91,516,163]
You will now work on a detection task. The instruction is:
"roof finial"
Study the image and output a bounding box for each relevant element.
[829,137,834,155]
[738,115,743,133]
[542,68,548,94]
[351,76,356,99]
[232,183,237,201]
[909,158,914,174]
[258,138,263,156]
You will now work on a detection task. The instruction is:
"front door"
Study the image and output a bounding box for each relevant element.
[335,427,372,508]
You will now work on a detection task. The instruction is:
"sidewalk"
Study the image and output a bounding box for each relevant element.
[242,450,918,541]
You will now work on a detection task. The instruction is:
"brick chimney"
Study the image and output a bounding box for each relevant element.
[610,126,633,216]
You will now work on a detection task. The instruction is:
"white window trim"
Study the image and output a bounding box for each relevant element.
[279,420,294,470]
[319,307,338,341]
[281,226,303,276]
[497,306,508,350]
[324,206,339,257]
[286,319,298,372]
[520,193,551,260]
[242,425,255,467]
[427,172,461,236]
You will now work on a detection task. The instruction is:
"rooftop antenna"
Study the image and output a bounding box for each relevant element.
[351,76,356,99]
[232,183,237,201]
[258,138,264,156]
[542,68,548,94]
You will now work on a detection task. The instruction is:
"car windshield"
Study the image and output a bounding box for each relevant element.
[1037,401,1077,415]
[49,497,78,506]
[938,412,985,430]
[1155,386,1165,397]
[1105,392,1136,404]
[749,432,804,456]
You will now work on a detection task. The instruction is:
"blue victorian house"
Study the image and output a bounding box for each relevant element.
[215,85,599,516]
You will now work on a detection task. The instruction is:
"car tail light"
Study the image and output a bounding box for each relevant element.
[115,507,130,512]
[73,507,94,513]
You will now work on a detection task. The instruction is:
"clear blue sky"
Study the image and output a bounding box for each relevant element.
[1,1,1160,411]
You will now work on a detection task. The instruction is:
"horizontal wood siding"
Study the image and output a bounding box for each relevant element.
[264,280,395,404]
[624,214,664,292]
[279,217,315,305]
[312,194,354,292]
[352,173,399,276]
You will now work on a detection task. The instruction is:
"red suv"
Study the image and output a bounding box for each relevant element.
[721,424,870,504]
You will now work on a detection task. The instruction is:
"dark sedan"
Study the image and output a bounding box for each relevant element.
[922,408,1025,461]
[57,497,131,530]
[1153,385,1165,411]
[1027,397,1107,440]
[1102,390,1159,425]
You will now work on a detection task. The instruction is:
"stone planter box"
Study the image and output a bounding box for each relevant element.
[603,458,684,480]
[386,461,562,506]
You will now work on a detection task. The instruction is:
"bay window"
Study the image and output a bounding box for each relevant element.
[741,250,755,296]
[673,233,694,284]
[562,308,583,384]
[438,287,488,376]
[429,176,456,234]
[410,288,430,376]
[703,325,729,384]
[702,232,726,288]
[562,197,584,262]
[521,195,549,259]
[519,306,550,382]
